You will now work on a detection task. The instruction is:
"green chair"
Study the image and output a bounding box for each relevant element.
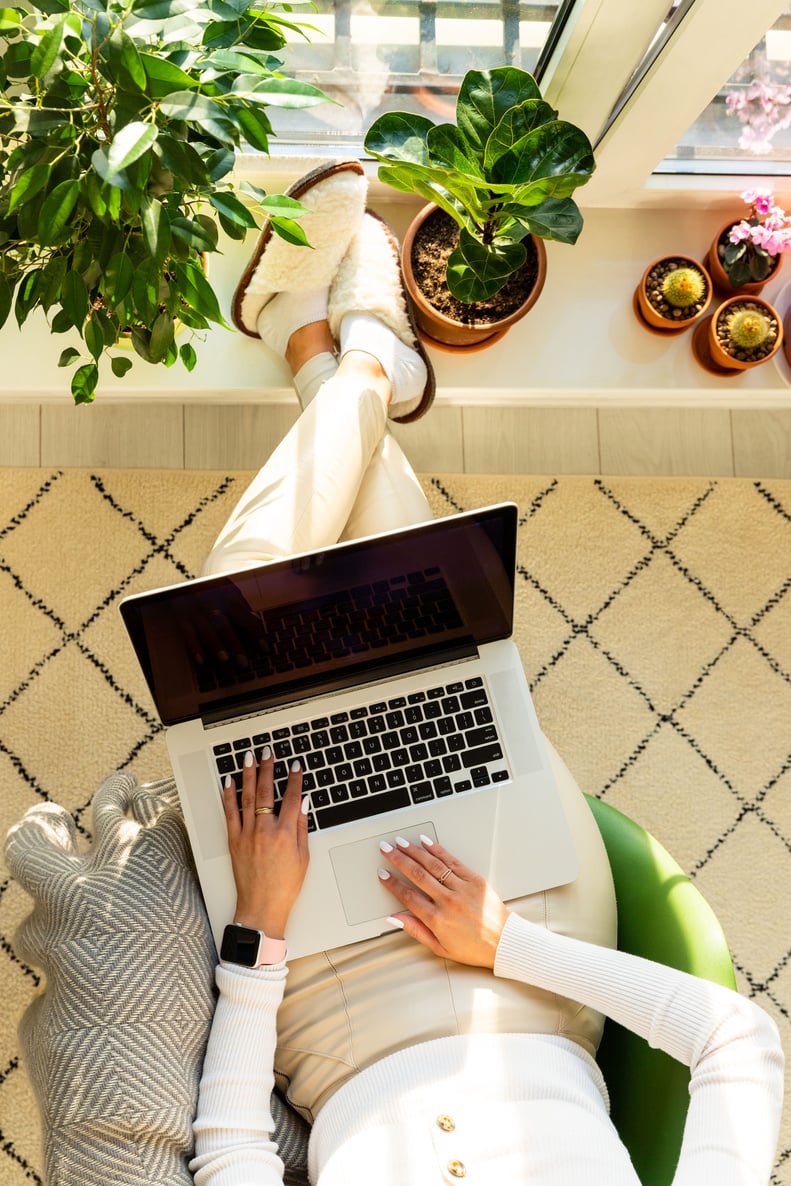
[585,795,737,1186]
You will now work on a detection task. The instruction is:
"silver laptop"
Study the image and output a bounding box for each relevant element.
[120,503,577,958]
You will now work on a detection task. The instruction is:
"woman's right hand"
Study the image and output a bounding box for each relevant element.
[378,834,509,969]
[223,748,309,940]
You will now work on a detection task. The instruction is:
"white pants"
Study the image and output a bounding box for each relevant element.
[201,364,618,1121]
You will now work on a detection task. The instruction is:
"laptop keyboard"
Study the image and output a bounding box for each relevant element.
[212,676,510,833]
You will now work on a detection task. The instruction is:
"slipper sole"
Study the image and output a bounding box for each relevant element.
[232,159,366,338]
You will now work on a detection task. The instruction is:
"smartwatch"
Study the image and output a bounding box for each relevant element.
[220,923,287,968]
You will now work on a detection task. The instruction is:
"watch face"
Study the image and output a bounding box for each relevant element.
[220,924,260,967]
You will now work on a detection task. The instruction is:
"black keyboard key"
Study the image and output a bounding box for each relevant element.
[434,776,453,796]
[311,717,329,729]
[312,729,330,748]
[331,711,349,724]
[407,691,426,703]
[316,768,335,787]
[331,784,349,803]
[386,710,405,729]
[350,706,368,719]
[302,772,316,792]
[401,726,419,745]
[472,772,490,787]
[409,742,429,762]
[462,743,503,768]
[427,687,444,699]
[312,788,331,808]
[367,716,386,735]
[423,701,442,720]
[213,742,232,755]
[252,732,271,744]
[460,689,488,709]
[386,768,406,788]
[419,721,438,740]
[410,782,434,804]
[326,745,344,765]
[447,681,464,693]
[344,740,363,760]
[441,696,460,715]
[353,757,373,777]
[349,719,368,738]
[274,760,287,781]
[306,751,326,770]
[465,676,483,688]
[315,785,410,829]
[330,725,349,744]
[363,736,382,754]
[388,696,406,708]
[273,727,290,740]
[274,740,293,759]
[336,762,353,781]
[493,770,509,782]
[382,731,400,749]
[428,738,447,757]
[349,779,368,798]
[447,734,465,753]
[232,737,252,751]
[392,748,409,767]
[443,754,462,772]
[293,735,311,754]
[306,813,317,833]
[455,779,472,792]
[405,764,423,782]
[372,753,391,772]
[456,712,474,731]
[425,759,442,778]
[474,706,493,725]
[404,706,423,724]
[465,725,498,747]
[370,773,387,793]
[216,755,235,775]
[437,717,456,736]
[370,701,387,714]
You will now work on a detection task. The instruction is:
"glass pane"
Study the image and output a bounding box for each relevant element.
[661,2,791,172]
[265,1,565,146]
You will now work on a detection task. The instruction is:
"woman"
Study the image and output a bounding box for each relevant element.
[190,162,783,1186]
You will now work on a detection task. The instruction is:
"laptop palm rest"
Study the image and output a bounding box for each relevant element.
[330,822,438,925]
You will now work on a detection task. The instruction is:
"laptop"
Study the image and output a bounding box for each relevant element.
[120,502,578,958]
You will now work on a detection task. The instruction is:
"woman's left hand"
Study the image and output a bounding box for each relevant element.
[378,835,509,969]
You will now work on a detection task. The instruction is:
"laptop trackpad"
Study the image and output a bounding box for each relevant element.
[330,822,438,926]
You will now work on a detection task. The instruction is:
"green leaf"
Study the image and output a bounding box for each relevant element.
[131,261,159,325]
[30,18,65,79]
[51,308,75,333]
[149,309,174,362]
[364,111,434,166]
[61,270,89,327]
[491,120,595,198]
[426,123,484,178]
[205,147,235,182]
[104,27,147,92]
[140,53,197,98]
[234,76,329,108]
[111,354,134,377]
[84,314,104,361]
[171,216,217,252]
[141,197,172,263]
[0,274,13,330]
[14,270,43,326]
[483,100,558,171]
[104,121,160,183]
[41,254,68,310]
[156,136,210,186]
[254,194,307,217]
[158,90,230,123]
[131,0,195,19]
[456,67,542,159]
[0,8,23,32]
[201,48,273,73]
[269,216,310,247]
[105,252,135,309]
[7,162,52,216]
[446,227,526,303]
[179,341,197,372]
[234,104,272,152]
[209,191,257,228]
[36,178,79,245]
[522,196,583,245]
[3,39,32,77]
[58,346,81,367]
[130,326,152,361]
[174,259,227,326]
[71,362,98,404]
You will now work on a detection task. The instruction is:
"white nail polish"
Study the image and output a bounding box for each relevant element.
[379,840,393,853]
[420,834,434,847]
[291,759,301,773]
[262,744,272,760]
[224,774,233,790]
[386,915,404,929]
[377,868,391,880]
[395,835,410,849]
[244,750,254,767]
[301,796,310,815]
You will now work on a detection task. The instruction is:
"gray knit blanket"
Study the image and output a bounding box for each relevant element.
[5,772,310,1186]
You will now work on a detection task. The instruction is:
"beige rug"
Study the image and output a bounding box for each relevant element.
[1,469,789,1185]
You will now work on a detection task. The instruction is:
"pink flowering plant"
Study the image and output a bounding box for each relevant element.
[721,189,791,286]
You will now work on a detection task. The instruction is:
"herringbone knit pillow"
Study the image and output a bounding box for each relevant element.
[5,772,310,1186]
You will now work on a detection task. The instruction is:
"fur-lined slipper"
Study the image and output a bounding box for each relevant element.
[328,211,436,423]
[232,160,368,338]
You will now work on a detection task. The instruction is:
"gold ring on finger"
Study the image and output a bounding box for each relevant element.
[438,866,452,885]
[254,806,275,816]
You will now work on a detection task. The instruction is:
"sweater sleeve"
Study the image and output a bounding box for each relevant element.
[494,912,784,1186]
[189,961,288,1186]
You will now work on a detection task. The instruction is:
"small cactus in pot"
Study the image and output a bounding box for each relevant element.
[725,308,772,350]
[692,295,783,374]
[635,256,712,333]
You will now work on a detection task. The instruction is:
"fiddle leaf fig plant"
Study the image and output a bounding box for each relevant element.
[364,66,595,303]
[0,0,329,402]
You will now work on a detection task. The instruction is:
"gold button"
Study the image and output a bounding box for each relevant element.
[436,1113,455,1132]
[447,1160,466,1179]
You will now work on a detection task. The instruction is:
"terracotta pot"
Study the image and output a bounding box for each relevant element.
[634,255,712,334]
[705,220,783,296]
[691,295,783,376]
[400,203,547,350]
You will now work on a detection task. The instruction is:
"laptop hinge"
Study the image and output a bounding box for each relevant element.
[199,642,479,730]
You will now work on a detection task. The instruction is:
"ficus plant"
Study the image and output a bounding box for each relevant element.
[363,66,595,304]
[0,0,328,402]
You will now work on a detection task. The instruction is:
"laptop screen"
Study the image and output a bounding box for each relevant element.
[120,503,517,726]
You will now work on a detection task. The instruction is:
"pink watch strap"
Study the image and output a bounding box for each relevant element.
[255,934,287,966]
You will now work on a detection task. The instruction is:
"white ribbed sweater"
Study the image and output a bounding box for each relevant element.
[190,913,783,1186]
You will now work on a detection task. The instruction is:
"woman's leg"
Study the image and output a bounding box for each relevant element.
[276,738,617,1121]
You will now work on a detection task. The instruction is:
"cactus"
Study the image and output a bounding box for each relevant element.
[661,266,706,308]
[726,308,772,349]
